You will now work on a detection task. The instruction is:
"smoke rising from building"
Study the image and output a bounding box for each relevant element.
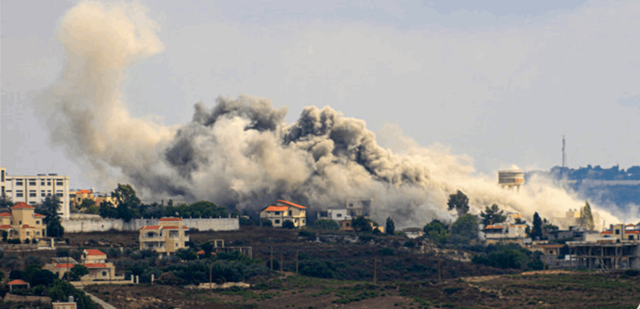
[37,1,621,227]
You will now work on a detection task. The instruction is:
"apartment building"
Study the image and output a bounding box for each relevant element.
[0,167,70,219]
[0,202,47,242]
[139,217,190,256]
[260,199,307,228]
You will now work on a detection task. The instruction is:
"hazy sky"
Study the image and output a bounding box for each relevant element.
[1,0,639,190]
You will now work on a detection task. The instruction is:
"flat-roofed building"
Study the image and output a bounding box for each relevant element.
[0,167,70,219]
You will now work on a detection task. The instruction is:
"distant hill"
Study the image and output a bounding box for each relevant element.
[527,165,640,214]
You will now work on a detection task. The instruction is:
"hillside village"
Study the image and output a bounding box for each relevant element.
[1,166,639,308]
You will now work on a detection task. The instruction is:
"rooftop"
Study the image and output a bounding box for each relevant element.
[84,249,107,256]
[11,202,34,210]
[277,199,307,209]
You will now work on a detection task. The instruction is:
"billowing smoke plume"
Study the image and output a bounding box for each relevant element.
[38,1,621,227]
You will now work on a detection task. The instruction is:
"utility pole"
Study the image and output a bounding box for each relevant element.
[280,253,284,275]
[295,250,299,275]
[270,246,273,271]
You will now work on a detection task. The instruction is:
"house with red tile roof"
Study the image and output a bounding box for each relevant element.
[42,250,122,282]
[139,217,190,256]
[0,202,47,242]
[260,200,307,228]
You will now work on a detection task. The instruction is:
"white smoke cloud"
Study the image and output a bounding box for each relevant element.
[37,0,621,228]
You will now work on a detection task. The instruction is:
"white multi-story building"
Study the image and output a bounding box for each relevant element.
[0,167,71,219]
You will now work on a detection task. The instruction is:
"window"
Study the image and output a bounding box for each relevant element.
[36,220,40,225]
[56,180,64,186]
[29,179,36,186]
[275,220,280,224]
[16,190,24,198]
[102,271,107,277]
[19,220,22,225]
[41,190,46,197]
[147,232,154,237]
[29,190,36,197]
[288,211,292,216]
[15,179,24,186]
[36,231,40,235]
[29,201,36,205]
[47,180,51,186]
[175,243,178,247]
[26,232,30,236]
[303,219,306,224]
[336,213,342,218]
[615,229,620,235]
[41,181,45,186]
[629,236,633,240]
[274,211,280,215]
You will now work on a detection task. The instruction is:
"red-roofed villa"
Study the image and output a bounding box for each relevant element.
[139,217,190,256]
[260,199,307,228]
[0,202,47,242]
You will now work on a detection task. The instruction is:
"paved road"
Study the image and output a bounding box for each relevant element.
[83,290,117,309]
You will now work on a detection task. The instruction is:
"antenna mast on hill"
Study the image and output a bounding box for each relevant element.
[562,135,566,178]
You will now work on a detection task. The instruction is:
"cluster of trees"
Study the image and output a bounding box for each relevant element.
[471,244,543,270]
[4,262,95,308]
[550,164,640,181]
[97,184,229,221]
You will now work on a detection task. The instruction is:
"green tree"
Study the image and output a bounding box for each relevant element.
[0,195,14,208]
[70,264,89,281]
[99,200,118,218]
[480,204,506,226]
[352,216,373,232]
[423,219,449,245]
[312,219,340,230]
[447,190,470,217]
[38,195,64,237]
[531,212,543,240]
[200,242,214,258]
[385,217,395,235]
[261,219,273,227]
[30,269,57,287]
[449,214,478,245]
[579,201,595,231]
[112,184,140,222]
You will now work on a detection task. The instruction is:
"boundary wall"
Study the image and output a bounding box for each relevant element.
[62,216,239,233]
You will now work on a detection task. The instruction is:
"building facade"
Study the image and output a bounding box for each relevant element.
[260,199,307,228]
[0,167,70,219]
[0,202,47,242]
[43,249,119,281]
[139,217,190,256]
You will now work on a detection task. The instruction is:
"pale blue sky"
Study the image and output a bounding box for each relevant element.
[1,0,639,190]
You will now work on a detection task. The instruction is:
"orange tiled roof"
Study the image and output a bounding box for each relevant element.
[141,225,161,230]
[12,202,34,209]
[159,217,182,222]
[163,226,180,229]
[626,230,640,234]
[34,213,46,218]
[197,250,205,255]
[485,225,503,230]
[8,279,29,285]
[84,249,106,256]
[0,225,13,229]
[76,190,92,194]
[0,212,12,217]
[22,224,37,229]
[600,231,612,234]
[264,206,288,212]
[277,200,307,209]
[54,263,75,269]
[84,263,108,268]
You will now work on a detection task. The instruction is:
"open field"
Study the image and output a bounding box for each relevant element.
[85,271,640,309]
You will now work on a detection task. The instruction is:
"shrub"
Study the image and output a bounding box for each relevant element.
[261,219,273,227]
[299,230,316,240]
[283,220,295,229]
[313,219,340,231]
[624,269,640,277]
